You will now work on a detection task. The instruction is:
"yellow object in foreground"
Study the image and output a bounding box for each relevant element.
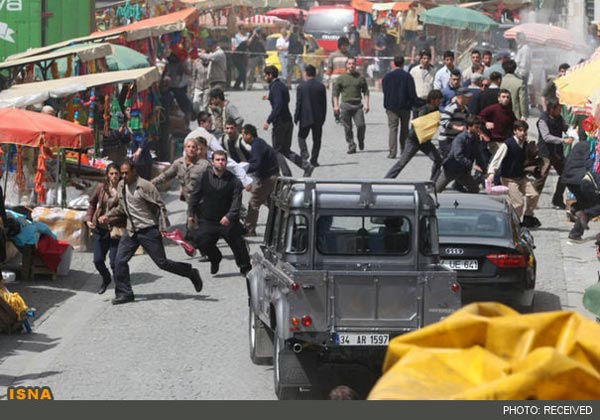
[0,287,28,321]
[368,303,600,400]
[554,59,600,108]
[412,111,440,144]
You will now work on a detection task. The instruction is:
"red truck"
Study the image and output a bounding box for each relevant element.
[303,4,373,55]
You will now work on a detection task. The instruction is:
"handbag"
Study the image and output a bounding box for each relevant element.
[110,226,125,239]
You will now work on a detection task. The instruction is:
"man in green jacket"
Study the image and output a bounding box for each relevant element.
[500,59,527,120]
[333,57,370,154]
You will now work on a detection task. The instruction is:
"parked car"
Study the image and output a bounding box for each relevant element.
[437,193,536,310]
[265,32,326,79]
[247,179,461,399]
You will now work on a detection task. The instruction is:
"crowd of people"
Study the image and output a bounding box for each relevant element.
[85,27,600,304]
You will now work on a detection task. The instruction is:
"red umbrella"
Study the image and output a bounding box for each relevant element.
[0,108,94,149]
[266,8,303,21]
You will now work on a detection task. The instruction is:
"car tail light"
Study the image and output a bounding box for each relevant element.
[301,315,312,327]
[487,254,527,268]
[291,283,300,292]
[291,317,300,326]
[451,283,460,293]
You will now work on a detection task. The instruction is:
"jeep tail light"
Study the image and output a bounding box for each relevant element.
[451,283,460,293]
[487,254,527,268]
[291,283,300,292]
[301,315,312,327]
[291,317,300,326]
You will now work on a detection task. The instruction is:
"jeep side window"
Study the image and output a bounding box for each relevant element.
[420,216,439,256]
[277,212,288,253]
[285,214,309,254]
[269,207,283,250]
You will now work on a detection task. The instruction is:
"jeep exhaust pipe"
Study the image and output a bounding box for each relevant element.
[292,343,303,353]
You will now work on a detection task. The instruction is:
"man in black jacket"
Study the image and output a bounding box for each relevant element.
[241,124,280,236]
[435,116,485,194]
[263,65,314,177]
[383,56,417,158]
[187,150,251,276]
[384,89,443,179]
[294,64,327,167]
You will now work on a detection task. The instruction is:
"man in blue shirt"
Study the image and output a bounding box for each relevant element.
[382,56,417,158]
[242,124,280,237]
[434,50,460,90]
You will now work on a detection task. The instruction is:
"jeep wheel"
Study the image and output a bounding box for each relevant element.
[273,331,301,400]
[248,306,273,365]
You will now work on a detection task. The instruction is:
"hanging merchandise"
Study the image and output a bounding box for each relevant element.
[34,147,52,204]
[73,93,82,125]
[83,89,97,128]
[14,146,25,195]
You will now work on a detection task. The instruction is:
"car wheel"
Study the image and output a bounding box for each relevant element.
[248,306,273,365]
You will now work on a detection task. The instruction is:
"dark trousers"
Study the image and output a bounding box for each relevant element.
[194,220,251,272]
[435,168,481,194]
[340,102,366,150]
[114,226,193,298]
[169,86,193,116]
[386,109,411,157]
[272,119,306,177]
[534,155,566,202]
[93,227,119,285]
[385,136,442,179]
[567,184,600,238]
[298,124,323,166]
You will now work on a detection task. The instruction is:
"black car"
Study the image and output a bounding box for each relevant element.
[437,194,536,310]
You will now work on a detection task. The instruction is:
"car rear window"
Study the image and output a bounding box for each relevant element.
[304,9,354,35]
[317,215,411,255]
[437,209,509,239]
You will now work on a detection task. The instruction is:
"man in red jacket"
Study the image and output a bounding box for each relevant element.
[479,89,516,167]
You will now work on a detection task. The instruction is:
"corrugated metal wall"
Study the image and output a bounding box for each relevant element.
[0,0,43,61]
[45,0,94,46]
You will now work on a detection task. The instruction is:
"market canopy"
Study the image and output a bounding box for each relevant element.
[50,44,150,75]
[0,67,161,109]
[0,43,113,71]
[241,15,287,26]
[179,0,295,6]
[0,108,94,149]
[420,5,499,32]
[5,32,124,62]
[91,7,201,42]
[351,0,414,13]
[504,23,588,51]
[266,8,303,20]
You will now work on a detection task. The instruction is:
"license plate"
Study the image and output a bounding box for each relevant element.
[441,259,479,271]
[335,333,389,346]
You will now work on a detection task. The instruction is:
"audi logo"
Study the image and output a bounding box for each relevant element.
[445,248,464,255]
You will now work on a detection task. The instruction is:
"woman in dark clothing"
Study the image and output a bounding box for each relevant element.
[85,164,126,294]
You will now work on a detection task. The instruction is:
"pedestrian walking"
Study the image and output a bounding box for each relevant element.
[287,25,306,87]
[186,112,254,191]
[99,159,203,305]
[231,25,248,90]
[276,28,290,86]
[471,71,502,115]
[187,150,252,276]
[461,50,483,85]
[220,118,251,164]
[501,59,528,120]
[246,27,267,91]
[263,65,314,177]
[294,64,327,166]
[486,120,541,228]
[435,116,485,194]
[333,57,370,154]
[440,69,462,109]
[434,50,460,90]
[382,56,417,158]
[438,87,471,159]
[191,54,210,114]
[484,50,510,78]
[164,50,193,120]
[535,100,574,209]
[85,163,126,295]
[208,87,244,136]
[199,39,227,92]
[384,89,443,180]
[325,37,352,122]
[241,124,280,237]
[409,49,435,107]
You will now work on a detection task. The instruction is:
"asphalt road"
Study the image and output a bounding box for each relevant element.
[0,88,592,400]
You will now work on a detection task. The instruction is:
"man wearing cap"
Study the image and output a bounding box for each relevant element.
[437,86,472,162]
[199,39,227,92]
[484,50,510,78]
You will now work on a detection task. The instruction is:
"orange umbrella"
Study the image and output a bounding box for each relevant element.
[0,108,94,149]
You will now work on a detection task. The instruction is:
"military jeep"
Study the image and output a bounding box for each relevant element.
[246,178,461,399]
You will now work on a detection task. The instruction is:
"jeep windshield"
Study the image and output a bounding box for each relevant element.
[316,215,411,255]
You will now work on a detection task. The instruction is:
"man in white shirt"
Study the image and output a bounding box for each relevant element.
[410,49,435,106]
[434,50,460,90]
[276,28,290,86]
[186,111,253,191]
